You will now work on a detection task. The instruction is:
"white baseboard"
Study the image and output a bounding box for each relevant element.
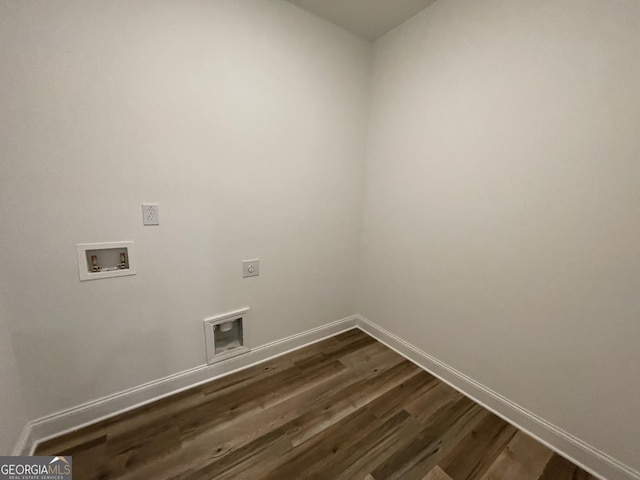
[355,315,640,480]
[16,315,358,456]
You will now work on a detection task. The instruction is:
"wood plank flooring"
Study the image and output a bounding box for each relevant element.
[35,329,598,480]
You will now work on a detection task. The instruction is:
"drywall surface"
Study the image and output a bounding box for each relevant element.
[359,0,640,470]
[0,296,26,454]
[0,0,370,419]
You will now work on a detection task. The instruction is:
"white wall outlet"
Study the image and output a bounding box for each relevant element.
[242,259,260,278]
[142,204,159,226]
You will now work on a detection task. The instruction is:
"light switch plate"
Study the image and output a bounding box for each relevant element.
[142,204,159,225]
[242,259,260,278]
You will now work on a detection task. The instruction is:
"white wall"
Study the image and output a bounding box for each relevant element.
[359,0,640,471]
[0,0,370,420]
[0,295,27,455]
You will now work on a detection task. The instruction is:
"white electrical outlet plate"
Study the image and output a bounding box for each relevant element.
[142,203,159,225]
[242,259,260,278]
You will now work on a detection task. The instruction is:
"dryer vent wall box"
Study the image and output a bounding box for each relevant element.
[204,307,250,364]
[76,241,137,281]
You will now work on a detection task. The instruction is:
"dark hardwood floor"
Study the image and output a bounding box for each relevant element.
[35,329,598,480]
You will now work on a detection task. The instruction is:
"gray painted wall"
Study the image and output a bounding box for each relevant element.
[358,0,640,471]
[0,295,27,455]
[0,0,370,420]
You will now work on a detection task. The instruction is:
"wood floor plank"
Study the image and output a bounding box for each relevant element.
[370,396,488,480]
[329,411,424,480]
[537,454,598,480]
[258,407,383,480]
[177,427,293,480]
[338,339,405,375]
[257,358,347,409]
[56,435,109,480]
[119,367,359,480]
[291,330,375,370]
[421,466,454,480]
[478,431,554,480]
[35,331,599,480]
[282,360,418,447]
[108,424,182,478]
[351,360,422,409]
[405,381,464,424]
[366,370,438,422]
[438,413,517,479]
[177,359,345,443]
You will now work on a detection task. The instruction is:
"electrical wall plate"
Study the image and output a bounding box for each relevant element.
[242,259,260,278]
[76,241,136,281]
[142,203,159,225]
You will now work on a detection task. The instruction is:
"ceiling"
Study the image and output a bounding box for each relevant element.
[286,0,438,42]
